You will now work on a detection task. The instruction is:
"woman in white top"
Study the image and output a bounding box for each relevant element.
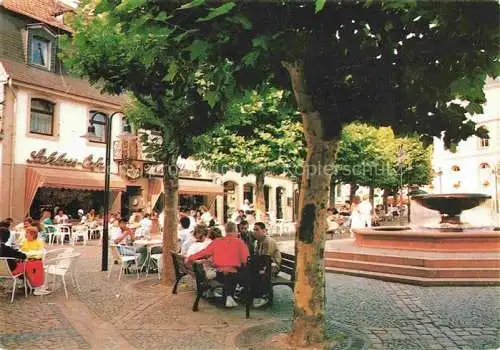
[349,196,365,230]
[199,206,212,226]
[54,209,69,224]
[185,225,211,256]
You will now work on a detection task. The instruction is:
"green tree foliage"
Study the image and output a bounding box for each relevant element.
[62,0,499,345]
[192,86,305,220]
[59,0,236,283]
[335,123,432,194]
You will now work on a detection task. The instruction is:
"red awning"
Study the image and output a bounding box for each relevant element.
[25,167,126,214]
[178,179,224,196]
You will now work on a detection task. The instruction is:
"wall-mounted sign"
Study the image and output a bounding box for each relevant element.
[144,162,207,179]
[27,148,104,172]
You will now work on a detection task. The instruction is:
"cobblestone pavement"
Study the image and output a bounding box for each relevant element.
[270,274,500,350]
[1,242,499,350]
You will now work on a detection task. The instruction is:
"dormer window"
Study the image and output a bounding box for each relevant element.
[27,25,57,71]
[31,37,51,68]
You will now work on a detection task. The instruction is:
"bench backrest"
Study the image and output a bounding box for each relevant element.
[171,251,194,278]
[280,252,296,281]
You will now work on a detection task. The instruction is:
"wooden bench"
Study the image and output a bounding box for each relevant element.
[170,251,251,318]
[250,252,295,306]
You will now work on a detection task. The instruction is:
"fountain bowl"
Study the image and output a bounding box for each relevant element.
[411,193,490,224]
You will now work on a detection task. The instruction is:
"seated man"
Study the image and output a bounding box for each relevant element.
[135,213,153,239]
[251,222,282,308]
[0,227,26,273]
[186,222,249,308]
[238,220,255,255]
[178,216,193,249]
[112,219,136,255]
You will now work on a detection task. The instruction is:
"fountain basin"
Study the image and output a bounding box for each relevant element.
[354,228,500,252]
[412,193,490,225]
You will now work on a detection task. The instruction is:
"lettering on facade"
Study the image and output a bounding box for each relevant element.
[143,162,205,179]
[27,148,105,172]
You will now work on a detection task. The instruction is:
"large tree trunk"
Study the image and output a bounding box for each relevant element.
[254,171,266,222]
[283,60,338,347]
[349,183,358,203]
[161,154,179,285]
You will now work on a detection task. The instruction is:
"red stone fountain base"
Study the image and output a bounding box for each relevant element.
[324,232,500,286]
[353,227,500,252]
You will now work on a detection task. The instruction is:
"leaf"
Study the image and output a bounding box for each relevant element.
[205,91,218,108]
[179,0,205,10]
[174,28,199,42]
[163,62,178,82]
[197,2,236,22]
[315,0,326,13]
[188,39,210,60]
[155,12,170,21]
[228,15,252,30]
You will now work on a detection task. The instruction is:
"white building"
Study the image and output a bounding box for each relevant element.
[431,78,500,200]
[0,0,297,224]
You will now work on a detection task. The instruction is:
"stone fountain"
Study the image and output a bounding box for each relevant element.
[324,193,500,285]
[412,193,490,227]
[353,193,499,251]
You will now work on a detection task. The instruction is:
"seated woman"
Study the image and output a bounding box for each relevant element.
[20,226,45,253]
[185,225,211,257]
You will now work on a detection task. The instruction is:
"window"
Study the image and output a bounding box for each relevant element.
[31,37,51,69]
[89,111,108,143]
[479,137,489,149]
[479,163,490,169]
[30,99,54,135]
[451,165,461,172]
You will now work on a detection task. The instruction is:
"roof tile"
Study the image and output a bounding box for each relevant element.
[1,0,72,32]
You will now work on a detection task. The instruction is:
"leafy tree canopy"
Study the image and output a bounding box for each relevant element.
[193,86,305,178]
[335,123,432,189]
[122,0,499,147]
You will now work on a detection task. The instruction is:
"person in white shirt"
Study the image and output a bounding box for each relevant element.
[199,206,212,226]
[358,195,373,228]
[136,213,153,238]
[185,225,211,257]
[178,216,193,247]
[54,209,69,224]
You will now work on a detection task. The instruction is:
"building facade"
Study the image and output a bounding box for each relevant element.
[431,78,500,202]
[0,0,296,223]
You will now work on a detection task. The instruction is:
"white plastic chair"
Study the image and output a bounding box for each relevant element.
[146,244,163,280]
[44,252,81,299]
[108,244,140,281]
[71,226,88,246]
[0,257,27,303]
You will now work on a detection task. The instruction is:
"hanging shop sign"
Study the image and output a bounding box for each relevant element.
[27,148,105,172]
[119,162,143,181]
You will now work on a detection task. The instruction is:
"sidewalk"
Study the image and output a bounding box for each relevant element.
[0,243,291,350]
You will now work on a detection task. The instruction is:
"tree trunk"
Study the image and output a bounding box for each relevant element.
[369,186,375,209]
[349,183,358,203]
[329,176,336,208]
[382,188,389,213]
[254,171,266,222]
[161,154,179,285]
[283,60,338,347]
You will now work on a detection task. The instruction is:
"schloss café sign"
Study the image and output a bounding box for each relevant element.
[27,148,105,172]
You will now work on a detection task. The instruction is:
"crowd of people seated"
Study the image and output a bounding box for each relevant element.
[183,219,282,309]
